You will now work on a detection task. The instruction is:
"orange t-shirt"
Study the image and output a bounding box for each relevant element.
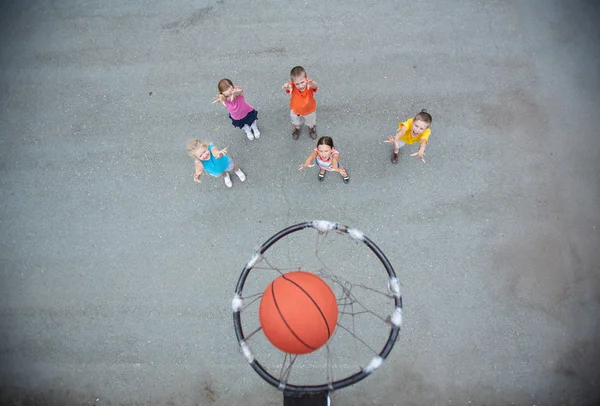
[288,83,317,116]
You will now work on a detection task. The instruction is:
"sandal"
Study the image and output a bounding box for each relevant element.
[391,151,399,164]
[342,170,349,184]
[318,171,325,181]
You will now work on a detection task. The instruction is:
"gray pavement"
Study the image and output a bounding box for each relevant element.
[1,0,599,405]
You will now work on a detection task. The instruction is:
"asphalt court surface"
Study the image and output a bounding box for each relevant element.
[1,0,599,405]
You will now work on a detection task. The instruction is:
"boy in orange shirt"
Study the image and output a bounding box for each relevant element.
[282,66,318,140]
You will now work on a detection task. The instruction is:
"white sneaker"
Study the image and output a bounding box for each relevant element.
[235,169,246,182]
[245,131,254,140]
[252,128,260,139]
[224,174,233,188]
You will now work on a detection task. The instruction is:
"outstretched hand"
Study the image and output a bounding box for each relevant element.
[307,79,316,89]
[298,163,315,170]
[214,147,228,158]
[410,150,426,163]
[384,135,400,148]
[212,94,225,104]
[282,82,292,92]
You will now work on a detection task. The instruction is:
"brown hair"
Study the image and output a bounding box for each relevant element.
[186,139,208,158]
[414,109,432,125]
[217,78,234,94]
[290,66,306,79]
[316,136,334,149]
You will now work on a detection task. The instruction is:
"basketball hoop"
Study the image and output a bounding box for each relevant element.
[232,221,402,404]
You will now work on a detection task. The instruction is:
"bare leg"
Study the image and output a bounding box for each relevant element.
[221,171,232,187]
[391,148,399,164]
[340,165,349,184]
[318,168,326,181]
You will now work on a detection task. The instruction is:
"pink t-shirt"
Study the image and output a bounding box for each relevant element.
[225,87,254,120]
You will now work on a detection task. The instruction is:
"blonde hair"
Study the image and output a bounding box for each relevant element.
[218,78,234,94]
[186,139,208,158]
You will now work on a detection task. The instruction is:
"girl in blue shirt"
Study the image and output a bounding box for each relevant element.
[187,139,246,188]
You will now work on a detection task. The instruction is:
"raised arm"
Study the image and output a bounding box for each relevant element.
[213,94,226,105]
[211,146,228,159]
[410,140,428,163]
[231,86,243,97]
[282,82,293,93]
[385,124,408,145]
[330,152,341,172]
[331,153,348,177]
[298,150,318,170]
[229,86,243,101]
[393,124,407,142]
[193,160,204,182]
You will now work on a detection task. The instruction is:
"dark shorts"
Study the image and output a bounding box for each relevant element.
[229,109,258,129]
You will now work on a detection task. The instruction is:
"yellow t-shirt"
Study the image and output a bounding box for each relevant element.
[398,118,431,145]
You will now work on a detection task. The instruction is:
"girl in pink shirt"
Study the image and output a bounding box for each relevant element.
[214,78,260,140]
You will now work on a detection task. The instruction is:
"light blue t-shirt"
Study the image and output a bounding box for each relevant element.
[195,144,230,176]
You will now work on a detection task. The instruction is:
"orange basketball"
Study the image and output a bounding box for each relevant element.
[259,271,338,355]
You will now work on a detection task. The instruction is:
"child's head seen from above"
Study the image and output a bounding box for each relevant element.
[411,110,432,137]
[316,136,335,161]
[290,66,308,91]
[187,139,210,160]
[218,78,235,97]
